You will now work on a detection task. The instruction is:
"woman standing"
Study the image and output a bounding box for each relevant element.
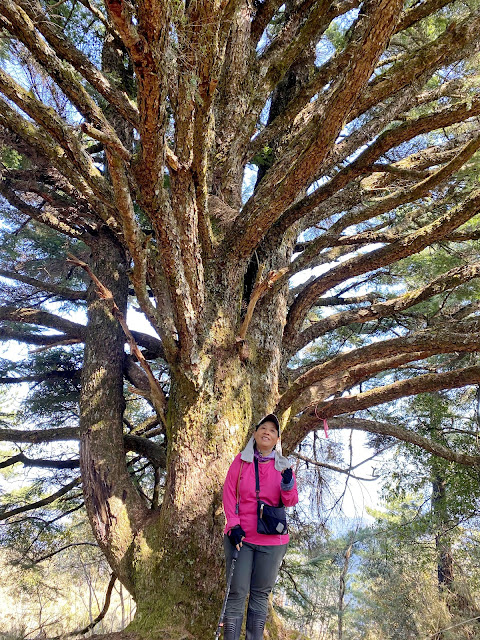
[222,414,298,640]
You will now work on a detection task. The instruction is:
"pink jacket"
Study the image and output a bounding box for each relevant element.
[223,453,299,545]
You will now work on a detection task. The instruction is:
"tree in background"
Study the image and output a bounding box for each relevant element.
[3,0,480,636]
[347,492,480,640]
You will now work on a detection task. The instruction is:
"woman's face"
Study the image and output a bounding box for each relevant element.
[254,420,279,453]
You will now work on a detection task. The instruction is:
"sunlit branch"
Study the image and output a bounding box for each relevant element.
[349,11,480,119]
[289,261,480,357]
[18,0,139,127]
[229,0,404,261]
[286,132,480,284]
[0,305,86,336]
[0,97,117,224]
[0,305,164,356]
[271,96,480,242]
[284,183,480,343]
[279,321,480,411]
[0,177,84,239]
[0,0,131,141]
[282,371,480,457]
[248,0,470,166]
[0,67,114,202]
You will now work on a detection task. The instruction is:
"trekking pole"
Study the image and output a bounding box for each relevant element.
[214,548,239,640]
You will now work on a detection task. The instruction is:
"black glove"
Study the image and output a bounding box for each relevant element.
[282,468,293,485]
[228,525,245,547]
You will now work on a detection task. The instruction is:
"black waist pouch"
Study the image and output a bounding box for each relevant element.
[254,458,288,535]
[257,501,287,535]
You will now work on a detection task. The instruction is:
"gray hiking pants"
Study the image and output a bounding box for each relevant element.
[223,536,288,617]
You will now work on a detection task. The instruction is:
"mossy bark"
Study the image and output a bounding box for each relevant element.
[128,299,253,637]
[80,229,149,594]
[79,234,289,638]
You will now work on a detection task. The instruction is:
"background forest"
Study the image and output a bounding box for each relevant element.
[2,0,480,638]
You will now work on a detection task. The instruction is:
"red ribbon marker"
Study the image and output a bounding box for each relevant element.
[323,418,329,439]
[314,406,329,438]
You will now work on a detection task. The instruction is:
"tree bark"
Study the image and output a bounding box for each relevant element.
[80,228,149,594]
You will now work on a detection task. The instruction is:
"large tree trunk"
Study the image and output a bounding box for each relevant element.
[80,228,150,594]
[80,242,287,637]
[129,366,250,636]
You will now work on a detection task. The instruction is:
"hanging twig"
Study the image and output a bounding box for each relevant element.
[291,452,380,482]
[50,573,117,638]
[237,265,289,344]
[67,254,167,426]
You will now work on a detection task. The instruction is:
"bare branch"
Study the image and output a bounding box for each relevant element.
[55,573,117,638]
[0,269,86,300]
[292,451,381,481]
[124,434,166,469]
[0,305,86,337]
[0,427,79,443]
[0,476,81,521]
[18,0,139,127]
[228,0,405,260]
[67,254,168,423]
[237,266,288,340]
[286,414,480,466]
[0,67,114,201]
[0,452,79,469]
[0,327,79,347]
[278,320,480,412]
[284,180,480,345]
[29,541,99,565]
[289,261,480,357]
[271,96,480,241]
[0,0,133,145]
